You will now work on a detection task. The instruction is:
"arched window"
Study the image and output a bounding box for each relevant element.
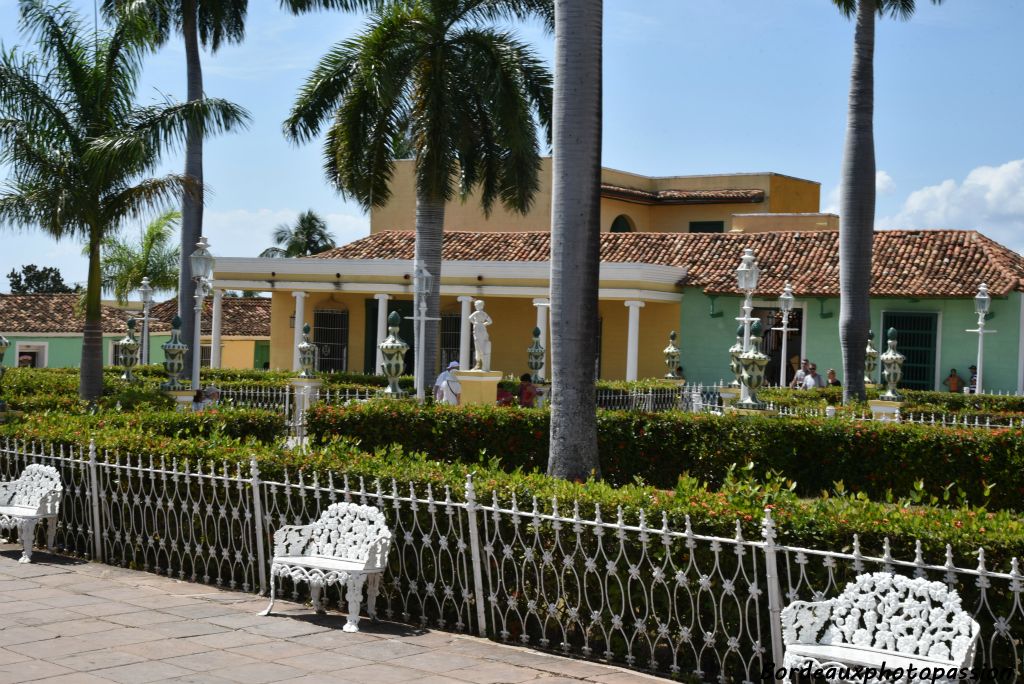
[610,214,635,233]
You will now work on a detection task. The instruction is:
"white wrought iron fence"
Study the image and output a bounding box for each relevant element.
[5,437,1018,680]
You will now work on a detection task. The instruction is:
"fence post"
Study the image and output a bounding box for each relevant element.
[87,439,103,562]
[250,458,268,595]
[464,474,488,638]
[761,507,786,671]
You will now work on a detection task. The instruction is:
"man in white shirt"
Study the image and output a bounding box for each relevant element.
[802,364,824,389]
[790,358,810,389]
[433,361,462,405]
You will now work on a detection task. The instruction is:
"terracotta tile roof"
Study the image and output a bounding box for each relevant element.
[0,294,170,334]
[151,296,271,337]
[600,184,765,205]
[312,229,1024,298]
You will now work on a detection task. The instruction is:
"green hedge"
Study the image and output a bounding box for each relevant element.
[1,407,287,453]
[1,413,1021,567]
[307,401,1024,511]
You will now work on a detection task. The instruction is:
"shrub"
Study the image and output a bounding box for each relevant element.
[1,407,287,451]
[307,401,1024,511]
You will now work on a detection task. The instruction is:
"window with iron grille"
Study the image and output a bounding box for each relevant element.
[200,345,211,368]
[440,312,474,369]
[314,309,349,372]
[881,312,938,391]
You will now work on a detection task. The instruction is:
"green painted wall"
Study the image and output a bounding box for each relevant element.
[678,288,1022,393]
[2,333,172,368]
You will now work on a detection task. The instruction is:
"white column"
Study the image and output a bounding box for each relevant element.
[210,288,224,369]
[292,291,307,371]
[532,298,550,381]
[458,296,474,369]
[374,294,390,375]
[624,300,645,381]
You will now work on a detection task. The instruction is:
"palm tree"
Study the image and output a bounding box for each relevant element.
[104,0,249,376]
[100,209,182,304]
[0,0,249,400]
[833,0,942,403]
[259,210,336,257]
[546,0,602,481]
[283,0,552,385]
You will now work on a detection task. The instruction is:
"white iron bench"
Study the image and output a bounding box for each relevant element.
[781,572,980,683]
[0,464,62,563]
[260,502,392,632]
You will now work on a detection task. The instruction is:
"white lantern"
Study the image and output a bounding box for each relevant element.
[974,283,990,316]
[735,248,760,292]
[189,237,215,282]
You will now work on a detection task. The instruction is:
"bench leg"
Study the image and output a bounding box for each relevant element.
[309,581,325,615]
[18,519,36,563]
[366,574,381,621]
[343,575,366,633]
[259,578,276,616]
[46,516,57,550]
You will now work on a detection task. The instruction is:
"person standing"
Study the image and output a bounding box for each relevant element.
[517,373,538,408]
[433,361,462,405]
[803,364,823,389]
[968,365,978,394]
[943,368,964,393]
[790,358,810,389]
[826,369,842,387]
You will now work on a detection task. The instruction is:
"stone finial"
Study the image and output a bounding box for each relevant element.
[297,323,316,378]
[118,317,141,382]
[663,331,681,379]
[161,315,188,390]
[379,311,409,395]
[527,326,545,382]
[880,327,905,400]
[864,328,879,385]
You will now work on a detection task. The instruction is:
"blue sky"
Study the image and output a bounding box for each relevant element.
[1,0,1022,291]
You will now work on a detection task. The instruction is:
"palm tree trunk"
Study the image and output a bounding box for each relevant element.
[80,228,105,401]
[414,187,444,387]
[839,0,876,404]
[178,0,203,373]
[547,0,602,481]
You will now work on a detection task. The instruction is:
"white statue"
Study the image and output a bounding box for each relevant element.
[468,299,493,371]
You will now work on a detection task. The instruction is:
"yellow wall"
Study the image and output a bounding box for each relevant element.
[198,336,261,369]
[371,160,821,235]
[269,291,370,371]
[597,300,680,380]
[269,290,681,380]
[769,174,821,213]
[730,213,839,233]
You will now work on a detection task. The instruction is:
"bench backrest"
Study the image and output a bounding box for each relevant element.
[0,464,62,515]
[278,503,391,570]
[824,572,978,662]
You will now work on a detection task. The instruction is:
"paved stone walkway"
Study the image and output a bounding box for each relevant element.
[0,546,660,684]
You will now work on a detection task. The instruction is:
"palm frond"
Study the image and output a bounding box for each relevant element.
[281,0,390,14]
[461,0,554,33]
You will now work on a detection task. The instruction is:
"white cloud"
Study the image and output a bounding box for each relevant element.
[822,170,894,213]
[878,159,1024,252]
[875,170,895,194]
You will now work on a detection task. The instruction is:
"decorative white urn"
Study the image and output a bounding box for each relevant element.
[879,327,905,401]
[161,316,188,390]
[526,326,544,382]
[663,330,681,379]
[737,320,769,408]
[379,311,408,395]
[297,323,317,378]
[118,318,141,382]
[864,329,879,385]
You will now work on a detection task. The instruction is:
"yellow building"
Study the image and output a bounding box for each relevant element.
[210,164,830,381]
[372,158,822,235]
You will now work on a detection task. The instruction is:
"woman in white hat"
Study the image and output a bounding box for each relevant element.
[433,361,462,405]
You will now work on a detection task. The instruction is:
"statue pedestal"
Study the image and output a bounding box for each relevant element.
[868,399,902,423]
[725,406,778,417]
[290,378,323,412]
[718,386,740,408]
[455,370,502,405]
[166,390,194,412]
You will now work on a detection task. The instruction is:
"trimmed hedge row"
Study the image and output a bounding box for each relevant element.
[1,407,287,450]
[1,412,1021,567]
[307,401,1024,511]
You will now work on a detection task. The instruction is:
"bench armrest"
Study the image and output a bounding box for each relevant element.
[781,599,835,646]
[364,533,392,570]
[35,490,61,517]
